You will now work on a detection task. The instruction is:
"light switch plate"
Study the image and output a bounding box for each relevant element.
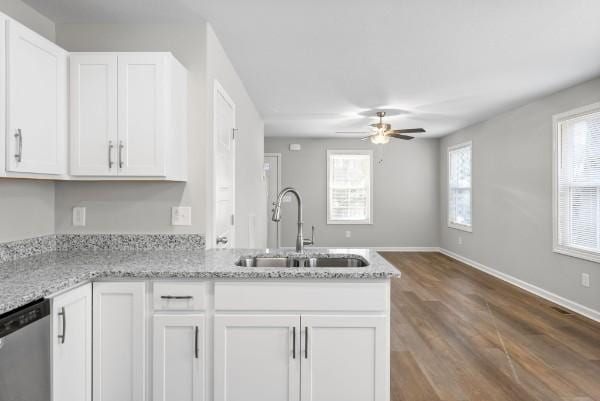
[73,207,86,227]
[581,273,590,288]
[171,206,192,226]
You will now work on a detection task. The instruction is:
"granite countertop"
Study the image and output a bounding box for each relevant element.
[0,248,400,315]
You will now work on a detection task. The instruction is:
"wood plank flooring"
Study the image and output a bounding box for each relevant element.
[382,252,600,401]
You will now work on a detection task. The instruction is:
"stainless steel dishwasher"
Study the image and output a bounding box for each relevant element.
[0,299,51,401]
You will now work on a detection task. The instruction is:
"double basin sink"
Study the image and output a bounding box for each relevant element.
[236,254,369,268]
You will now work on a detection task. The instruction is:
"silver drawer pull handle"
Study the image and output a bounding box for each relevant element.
[160,295,193,300]
[14,129,22,162]
[58,307,66,344]
[118,140,124,168]
[108,140,114,168]
[194,326,199,359]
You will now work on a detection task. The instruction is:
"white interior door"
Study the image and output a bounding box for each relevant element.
[117,53,166,176]
[300,315,387,401]
[52,284,92,401]
[6,20,66,174]
[70,54,118,176]
[213,81,236,248]
[264,153,281,248]
[214,314,300,401]
[153,314,205,401]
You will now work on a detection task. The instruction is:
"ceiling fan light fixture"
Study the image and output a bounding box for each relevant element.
[370,134,390,144]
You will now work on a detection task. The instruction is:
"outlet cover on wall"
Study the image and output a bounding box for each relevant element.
[72,207,86,227]
[345,230,351,238]
[581,273,590,288]
[171,206,192,226]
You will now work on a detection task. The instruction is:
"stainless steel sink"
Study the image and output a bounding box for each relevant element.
[235,255,369,268]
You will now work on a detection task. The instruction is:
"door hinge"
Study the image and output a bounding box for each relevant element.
[232,128,238,139]
[231,214,235,226]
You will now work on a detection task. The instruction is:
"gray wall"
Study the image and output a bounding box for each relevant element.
[54,23,208,235]
[265,138,439,248]
[0,0,56,242]
[54,23,266,247]
[440,76,600,313]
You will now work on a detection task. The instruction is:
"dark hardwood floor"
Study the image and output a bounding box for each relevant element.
[382,252,600,401]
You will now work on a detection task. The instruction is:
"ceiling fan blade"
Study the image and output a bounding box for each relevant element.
[389,133,414,140]
[392,128,426,134]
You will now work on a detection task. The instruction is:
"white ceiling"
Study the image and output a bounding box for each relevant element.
[23,0,600,138]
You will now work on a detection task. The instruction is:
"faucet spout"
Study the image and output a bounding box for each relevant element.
[272,187,304,252]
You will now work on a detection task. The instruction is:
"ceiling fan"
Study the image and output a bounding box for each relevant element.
[336,111,426,144]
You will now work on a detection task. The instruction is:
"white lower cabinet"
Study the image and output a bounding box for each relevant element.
[153,314,206,401]
[300,315,387,401]
[214,313,386,401]
[214,315,301,401]
[51,284,92,401]
[92,282,146,401]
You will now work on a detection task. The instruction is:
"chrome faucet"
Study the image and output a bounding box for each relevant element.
[272,187,314,252]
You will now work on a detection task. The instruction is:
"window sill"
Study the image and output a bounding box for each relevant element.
[448,222,472,232]
[327,220,372,225]
[553,245,600,264]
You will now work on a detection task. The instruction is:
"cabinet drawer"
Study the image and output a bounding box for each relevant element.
[214,281,388,312]
[153,282,207,311]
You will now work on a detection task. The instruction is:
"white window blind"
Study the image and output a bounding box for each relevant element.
[448,142,472,231]
[327,150,372,224]
[555,105,600,262]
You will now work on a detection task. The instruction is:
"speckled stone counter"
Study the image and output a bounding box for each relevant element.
[0,248,400,315]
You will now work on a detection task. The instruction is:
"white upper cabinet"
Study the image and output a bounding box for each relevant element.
[70,54,118,176]
[69,52,188,180]
[5,18,67,175]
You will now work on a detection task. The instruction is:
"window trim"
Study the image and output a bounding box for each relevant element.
[326,149,373,225]
[552,102,600,264]
[447,141,473,232]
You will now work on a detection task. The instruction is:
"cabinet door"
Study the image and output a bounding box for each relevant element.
[117,54,166,176]
[93,282,146,401]
[70,54,118,176]
[52,284,92,401]
[300,315,387,401]
[214,314,300,401]
[153,314,205,401]
[6,19,66,174]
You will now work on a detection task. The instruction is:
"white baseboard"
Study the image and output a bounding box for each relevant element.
[374,247,440,252]
[438,248,600,323]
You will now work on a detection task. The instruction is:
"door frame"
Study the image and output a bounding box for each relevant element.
[265,152,282,248]
[209,79,236,249]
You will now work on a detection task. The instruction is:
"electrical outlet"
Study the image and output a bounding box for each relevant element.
[345,230,351,238]
[171,206,192,226]
[282,194,292,203]
[72,207,86,227]
[581,273,590,288]
[458,236,463,245]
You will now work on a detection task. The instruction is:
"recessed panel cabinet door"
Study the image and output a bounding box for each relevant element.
[52,284,92,401]
[300,315,387,401]
[6,20,66,174]
[153,314,205,401]
[70,54,118,176]
[117,54,166,176]
[214,314,300,401]
[93,282,146,401]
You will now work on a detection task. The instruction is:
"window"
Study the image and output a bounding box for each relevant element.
[448,142,472,231]
[327,150,373,224]
[554,103,600,263]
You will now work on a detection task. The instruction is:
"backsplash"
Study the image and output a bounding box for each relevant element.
[0,234,206,264]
